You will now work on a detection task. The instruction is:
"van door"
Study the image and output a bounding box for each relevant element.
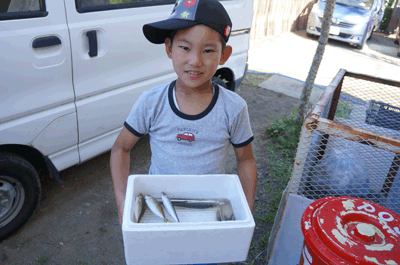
[0,0,79,171]
[64,0,178,163]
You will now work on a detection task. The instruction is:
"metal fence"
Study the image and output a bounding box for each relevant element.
[288,69,400,214]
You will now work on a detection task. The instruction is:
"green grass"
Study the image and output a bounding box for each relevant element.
[249,108,302,263]
[242,73,273,87]
[36,254,49,264]
[335,101,352,119]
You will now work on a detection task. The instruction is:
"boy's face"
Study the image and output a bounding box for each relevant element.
[165,24,232,91]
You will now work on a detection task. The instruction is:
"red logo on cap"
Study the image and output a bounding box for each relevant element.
[184,0,196,8]
[224,25,231,37]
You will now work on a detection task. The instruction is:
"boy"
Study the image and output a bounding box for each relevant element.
[110,0,257,227]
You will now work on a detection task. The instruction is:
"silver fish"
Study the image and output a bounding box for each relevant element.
[134,193,145,223]
[144,194,170,222]
[161,192,180,222]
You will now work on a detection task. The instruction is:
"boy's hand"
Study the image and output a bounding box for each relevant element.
[234,143,257,213]
[117,199,125,227]
[110,126,141,227]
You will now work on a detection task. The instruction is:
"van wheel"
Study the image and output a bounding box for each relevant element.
[0,153,41,241]
[212,76,228,89]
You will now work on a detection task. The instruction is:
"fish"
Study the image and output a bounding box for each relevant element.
[134,193,146,223]
[161,192,180,222]
[144,194,170,222]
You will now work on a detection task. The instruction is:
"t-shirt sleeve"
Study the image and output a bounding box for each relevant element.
[230,104,254,148]
[124,91,150,137]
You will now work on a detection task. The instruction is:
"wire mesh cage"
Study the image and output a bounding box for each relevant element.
[288,69,400,215]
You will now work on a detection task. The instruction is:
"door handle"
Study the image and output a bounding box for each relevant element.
[32,36,62,48]
[86,30,98,58]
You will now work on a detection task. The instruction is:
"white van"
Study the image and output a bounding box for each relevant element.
[0,0,252,240]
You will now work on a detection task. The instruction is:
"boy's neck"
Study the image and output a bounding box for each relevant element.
[175,79,213,96]
[174,79,215,115]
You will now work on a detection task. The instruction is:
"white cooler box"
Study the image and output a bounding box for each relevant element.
[122,174,255,265]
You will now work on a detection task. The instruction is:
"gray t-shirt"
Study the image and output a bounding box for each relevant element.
[124,81,254,175]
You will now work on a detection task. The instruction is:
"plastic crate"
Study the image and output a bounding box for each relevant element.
[365,100,400,131]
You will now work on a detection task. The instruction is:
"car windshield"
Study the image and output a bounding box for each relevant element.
[321,0,374,10]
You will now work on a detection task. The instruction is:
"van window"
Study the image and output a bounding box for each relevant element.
[0,0,46,20]
[1,0,40,13]
[76,0,175,13]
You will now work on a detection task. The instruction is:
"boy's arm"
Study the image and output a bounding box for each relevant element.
[110,126,141,226]
[234,143,257,213]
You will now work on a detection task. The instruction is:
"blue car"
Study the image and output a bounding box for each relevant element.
[306,0,385,50]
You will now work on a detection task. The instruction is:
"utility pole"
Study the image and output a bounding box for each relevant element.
[295,0,336,123]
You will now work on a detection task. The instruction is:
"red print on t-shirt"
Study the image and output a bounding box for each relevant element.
[177,132,195,142]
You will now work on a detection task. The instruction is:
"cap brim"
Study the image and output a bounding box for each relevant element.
[143,19,198,44]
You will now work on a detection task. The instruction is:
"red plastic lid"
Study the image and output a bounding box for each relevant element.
[301,196,400,265]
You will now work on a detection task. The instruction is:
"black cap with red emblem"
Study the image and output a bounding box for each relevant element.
[143,0,232,44]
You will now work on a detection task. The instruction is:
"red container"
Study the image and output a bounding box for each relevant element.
[299,196,400,265]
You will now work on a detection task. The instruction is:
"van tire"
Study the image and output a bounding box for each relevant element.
[0,153,41,241]
[212,76,228,89]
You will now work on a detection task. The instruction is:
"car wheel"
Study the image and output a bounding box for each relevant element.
[177,137,181,141]
[356,42,364,50]
[356,26,371,50]
[306,32,317,39]
[356,36,367,50]
[367,28,373,40]
[0,153,41,241]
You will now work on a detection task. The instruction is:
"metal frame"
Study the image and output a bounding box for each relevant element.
[289,69,400,195]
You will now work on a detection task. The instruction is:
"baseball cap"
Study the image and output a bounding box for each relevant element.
[143,0,232,44]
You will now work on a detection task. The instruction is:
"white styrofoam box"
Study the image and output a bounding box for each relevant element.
[122,174,255,265]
